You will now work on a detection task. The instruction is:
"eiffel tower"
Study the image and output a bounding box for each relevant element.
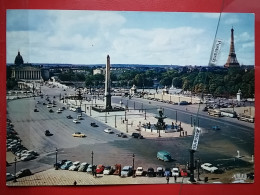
[224,27,240,68]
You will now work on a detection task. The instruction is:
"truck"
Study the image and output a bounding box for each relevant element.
[157,151,172,162]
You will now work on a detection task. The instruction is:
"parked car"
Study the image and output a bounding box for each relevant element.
[72,132,86,138]
[86,164,93,173]
[45,130,53,136]
[73,119,80,124]
[20,154,36,161]
[34,108,39,112]
[78,162,89,172]
[103,166,114,175]
[69,161,81,171]
[96,164,105,174]
[60,161,73,170]
[172,167,180,177]
[156,167,164,177]
[104,128,114,134]
[131,133,143,139]
[6,173,15,181]
[135,167,144,176]
[201,163,218,173]
[121,166,133,177]
[180,168,188,177]
[157,151,172,162]
[147,167,155,177]
[164,168,172,177]
[16,169,32,178]
[49,109,54,113]
[54,160,67,168]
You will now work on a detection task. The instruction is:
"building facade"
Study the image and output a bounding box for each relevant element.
[10,51,45,81]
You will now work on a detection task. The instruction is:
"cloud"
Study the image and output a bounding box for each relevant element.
[224,17,240,25]
[6,10,253,66]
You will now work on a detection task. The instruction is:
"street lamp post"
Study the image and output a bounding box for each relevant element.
[14,157,17,182]
[91,151,94,166]
[55,148,58,170]
[91,151,94,174]
[115,115,117,128]
[197,158,201,181]
[191,115,193,127]
[132,154,135,177]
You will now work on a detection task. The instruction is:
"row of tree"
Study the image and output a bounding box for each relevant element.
[6,65,254,98]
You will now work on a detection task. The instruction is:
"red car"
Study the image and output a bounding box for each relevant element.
[180,168,188,177]
[96,164,105,174]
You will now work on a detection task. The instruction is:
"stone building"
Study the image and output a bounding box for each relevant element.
[10,51,47,81]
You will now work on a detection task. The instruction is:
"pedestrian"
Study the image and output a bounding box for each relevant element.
[166,176,169,184]
[73,180,77,185]
[174,175,177,183]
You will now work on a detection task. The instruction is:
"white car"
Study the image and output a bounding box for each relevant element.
[69,161,81,171]
[20,154,35,161]
[135,167,144,176]
[201,163,218,173]
[172,167,179,177]
[103,166,114,175]
[73,119,80,124]
[104,128,113,134]
[56,109,62,113]
[47,105,52,108]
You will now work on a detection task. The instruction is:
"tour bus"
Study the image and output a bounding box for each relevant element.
[237,114,255,123]
[207,109,221,117]
[220,109,237,118]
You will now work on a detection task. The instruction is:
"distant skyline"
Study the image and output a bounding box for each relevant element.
[7,10,254,66]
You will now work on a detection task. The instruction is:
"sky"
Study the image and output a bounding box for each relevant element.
[6,10,255,66]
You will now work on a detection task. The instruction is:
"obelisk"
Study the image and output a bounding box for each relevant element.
[105,55,112,110]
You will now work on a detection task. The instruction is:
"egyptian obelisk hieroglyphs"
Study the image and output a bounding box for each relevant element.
[105,55,112,110]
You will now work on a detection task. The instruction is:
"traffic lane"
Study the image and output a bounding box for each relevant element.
[114,96,254,155]
[8,98,129,152]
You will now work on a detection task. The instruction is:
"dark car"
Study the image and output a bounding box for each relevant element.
[131,133,143,139]
[49,109,54,113]
[34,108,39,112]
[116,133,127,138]
[16,169,32,178]
[91,122,98,127]
[45,130,53,136]
[54,160,67,168]
[66,115,73,119]
[156,167,164,177]
[147,167,155,177]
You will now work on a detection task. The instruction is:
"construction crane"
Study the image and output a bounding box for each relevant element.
[189,126,202,182]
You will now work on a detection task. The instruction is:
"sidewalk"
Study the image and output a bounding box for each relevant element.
[6,168,198,186]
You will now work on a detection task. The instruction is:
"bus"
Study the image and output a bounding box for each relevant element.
[237,114,254,123]
[220,109,237,118]
[208,109,221,117]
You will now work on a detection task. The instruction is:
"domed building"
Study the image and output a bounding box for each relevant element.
[14,51,24,65]
[11,51,45,81]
